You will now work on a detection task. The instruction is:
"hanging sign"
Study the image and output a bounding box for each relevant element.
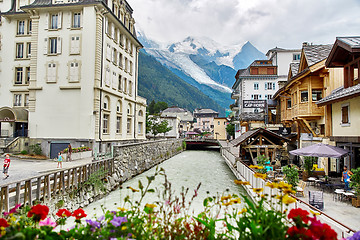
[243,100,266,108]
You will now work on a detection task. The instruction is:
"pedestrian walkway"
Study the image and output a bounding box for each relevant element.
[0,156,93,186]
[297,185,360,231]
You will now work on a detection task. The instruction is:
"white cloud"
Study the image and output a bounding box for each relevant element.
[130,0,360,52]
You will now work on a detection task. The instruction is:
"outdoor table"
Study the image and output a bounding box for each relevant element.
[342,192,355,201]
[307,177,316,186]
[333,189,345,201]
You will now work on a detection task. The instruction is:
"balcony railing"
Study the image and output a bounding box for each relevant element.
[231,90,240,99]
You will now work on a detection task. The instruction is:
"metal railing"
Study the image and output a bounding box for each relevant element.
[0,158,114,213]
[221,147,356,238]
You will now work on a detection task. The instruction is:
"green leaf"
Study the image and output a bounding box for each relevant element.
[147,189,155,193]
[138,180,144,190]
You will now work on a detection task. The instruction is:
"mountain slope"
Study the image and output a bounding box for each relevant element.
[138,51,224,113]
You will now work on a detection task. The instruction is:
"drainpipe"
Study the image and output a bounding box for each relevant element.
[98,13,106,152]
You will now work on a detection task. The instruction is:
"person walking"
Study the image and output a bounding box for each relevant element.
[57,152,63,168]
[341,165,353,191]
[67,144,72,162]
[3,154,10,179]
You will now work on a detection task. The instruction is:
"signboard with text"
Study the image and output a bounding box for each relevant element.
[243,100,266,108]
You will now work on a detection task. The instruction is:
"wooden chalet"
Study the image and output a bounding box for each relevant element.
[231,128,289,165]
[273,43,343,140]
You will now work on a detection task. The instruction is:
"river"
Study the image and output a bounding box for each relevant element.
[83,149,247,218]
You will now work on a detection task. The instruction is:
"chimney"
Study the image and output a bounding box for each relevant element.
[302,42,309,48]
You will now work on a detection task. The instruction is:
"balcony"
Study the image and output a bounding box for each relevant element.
[231,90,240,99]
[230,103,239,111]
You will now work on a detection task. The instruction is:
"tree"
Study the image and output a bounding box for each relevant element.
[157,120,172,136]
[226,123,235,139]
[147,101,168,115]
[148,100,156,114]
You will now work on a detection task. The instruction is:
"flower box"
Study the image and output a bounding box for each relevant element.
[62,150,92,161]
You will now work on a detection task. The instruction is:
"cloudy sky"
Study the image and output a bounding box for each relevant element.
[130,0,360,52]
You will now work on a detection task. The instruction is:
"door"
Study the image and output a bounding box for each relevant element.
[50,143,69,159]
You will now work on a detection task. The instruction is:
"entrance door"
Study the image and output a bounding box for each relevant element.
[50,143,69,159]
[14,122,28,137]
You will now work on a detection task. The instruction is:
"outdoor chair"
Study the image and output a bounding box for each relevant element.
[333,189,345,201]
[296,180,306,197]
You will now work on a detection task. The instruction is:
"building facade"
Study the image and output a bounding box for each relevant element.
[161,106,194,135]
[193,108,219,134]
[0,0,146,157]
[318,37,360,172]
[213,117,228,140]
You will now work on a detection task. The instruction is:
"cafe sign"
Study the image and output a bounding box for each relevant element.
[0,117,15,122]
[243,100,266,108]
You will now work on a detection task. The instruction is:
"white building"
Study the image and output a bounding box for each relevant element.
[231,47,300,138]
[0,0,146,158]
[161,106,194,135]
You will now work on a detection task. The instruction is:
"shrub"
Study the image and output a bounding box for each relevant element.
[283,165,300,188]
[29,144,42,155]
[20,150,28,155]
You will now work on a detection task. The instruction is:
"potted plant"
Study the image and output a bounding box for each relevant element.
[283,165,299,189]
[303,156,316,180]
[350,167,360,207]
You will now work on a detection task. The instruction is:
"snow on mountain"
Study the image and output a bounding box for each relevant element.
[137,31,265,107]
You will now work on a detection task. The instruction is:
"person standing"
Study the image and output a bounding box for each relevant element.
[67,144,72,162]
[341,165,353,191]
[57,152,63,168]
[3,154,10,179]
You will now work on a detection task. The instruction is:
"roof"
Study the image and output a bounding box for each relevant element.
[194,109,218,114]
[162,107,189,113]
[266,47,301,56]
[290,63,300,76]
[317,84,360,106]
[231,128,289,147]
[303,44,333,66]
[326,37,360,68]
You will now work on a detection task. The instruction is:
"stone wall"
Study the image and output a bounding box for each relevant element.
[45,139,184,214]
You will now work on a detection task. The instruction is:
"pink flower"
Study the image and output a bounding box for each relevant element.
[39,218,57,228]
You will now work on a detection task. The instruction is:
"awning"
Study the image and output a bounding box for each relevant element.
[289,143,349,158]
[0,107,28,122]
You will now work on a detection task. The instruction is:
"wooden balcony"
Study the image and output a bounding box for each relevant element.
[281,102,324,122]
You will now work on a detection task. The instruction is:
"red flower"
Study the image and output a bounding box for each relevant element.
[0,218,9,228]
[309,218,337,240]
[72,208,87,220]
[287,226,313,240]
[288,208,310,224]
[27,204,49,221]
[56,209,72,218]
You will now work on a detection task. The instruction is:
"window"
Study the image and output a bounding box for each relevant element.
[120,34,124,47]
[116,101,122,112]
[106,44,111,60]
[105,67,111,86]
[49,37,58,54]
[17,20,25,35]
[129,61,133,74]
[123,78,127,93]
[287,99,291,109]
[47,63,57,82]
[70,36,80,54]
[119,53,123,68]
[124,57,128,72]
[24,94,29,107]
[72,13,81,28]
[341,104,350,125]
[127,118,131,134]
[25,67,30,84]
[138,110,143,117]
[112,72,117,89]
[27,20,32,34]
[251,94,259,100]
[138,122,143,134]
[265,82,275,90]
[128,80,132,95]
[103,114,109,134]
[301,91,308,102]
[118,75,122,91]
[103,96,109,110]
[265,94,272,100]
[14,94,22,107]
[26,43,31,58]
[16,43,24,59]
[312,90,322,102]
[127,104,132,115]
[69,61,80,82]
[50,14,58,29]
[15,67,23,84]
[218,121,220,125]
[112,48,117,64]
[254,82,259,90]
[293,54,300,61]
[116,116,122,133]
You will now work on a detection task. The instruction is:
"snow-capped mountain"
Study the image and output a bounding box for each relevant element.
[137,31,265,109]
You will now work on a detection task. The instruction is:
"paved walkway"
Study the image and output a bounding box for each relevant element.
[0,156,93,187]
[298,185,360,232]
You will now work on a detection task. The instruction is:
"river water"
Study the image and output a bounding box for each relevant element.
[83,149,247,218]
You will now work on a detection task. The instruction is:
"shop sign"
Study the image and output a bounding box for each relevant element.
[243,100,266,108]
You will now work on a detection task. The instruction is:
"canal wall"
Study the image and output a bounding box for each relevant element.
[0,139,184,216]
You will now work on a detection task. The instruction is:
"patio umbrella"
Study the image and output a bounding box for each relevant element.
[289,143,349,158]
[185,132,199,135]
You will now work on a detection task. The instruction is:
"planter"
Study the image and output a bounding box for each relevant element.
[352,197,360,208]
[62,151,92,161]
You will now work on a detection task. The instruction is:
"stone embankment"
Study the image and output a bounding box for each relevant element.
[44,139,184,214]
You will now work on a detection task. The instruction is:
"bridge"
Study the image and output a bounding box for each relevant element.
[185,138,220,148]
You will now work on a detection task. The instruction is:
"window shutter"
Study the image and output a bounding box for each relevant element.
[58,12,62,29]
[75,36,80,54]
[57,37,62,54]
[104,17,108,34]
[44,38,48,55]
[70,37,75,53]
[45,14,49,30]
[68,12,72,28]
[259,95,262,99]
[265,83,267,90]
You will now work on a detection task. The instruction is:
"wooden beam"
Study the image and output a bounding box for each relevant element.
[299,118,317,137]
